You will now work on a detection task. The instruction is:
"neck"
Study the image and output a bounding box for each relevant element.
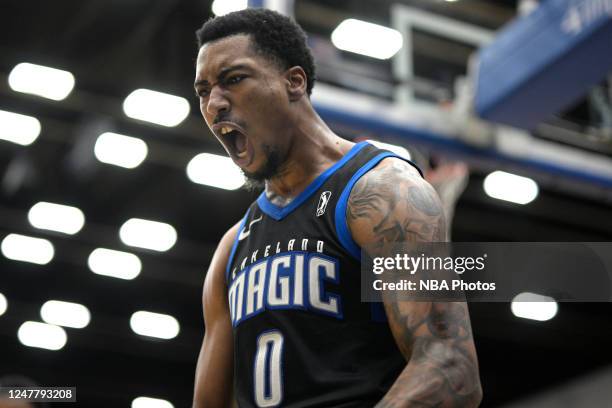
[264,103,353,205]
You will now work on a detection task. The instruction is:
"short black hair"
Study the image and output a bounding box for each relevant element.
[196,8,316,96]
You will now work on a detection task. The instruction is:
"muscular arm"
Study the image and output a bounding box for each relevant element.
[347,158,482,408]
[193,222,240,408]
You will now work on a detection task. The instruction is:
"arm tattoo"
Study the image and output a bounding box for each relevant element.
[347,158,445,247]
[376,302,481,408]
[408,186,441,217]
[347,158,481,408]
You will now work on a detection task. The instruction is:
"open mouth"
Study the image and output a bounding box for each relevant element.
[216,123,252,166]
[220,127,247,157]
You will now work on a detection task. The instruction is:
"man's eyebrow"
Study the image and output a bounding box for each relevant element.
[194,64,250,89]
[194,78,209,88]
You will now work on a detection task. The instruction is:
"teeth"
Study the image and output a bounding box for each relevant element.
[220,127,232,135]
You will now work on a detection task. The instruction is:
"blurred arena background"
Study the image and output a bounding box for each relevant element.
[0,0,611,406]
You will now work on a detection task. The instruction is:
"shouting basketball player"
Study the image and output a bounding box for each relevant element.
[192,8,482,408]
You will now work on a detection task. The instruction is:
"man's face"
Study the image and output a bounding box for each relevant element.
[194,34,293,181]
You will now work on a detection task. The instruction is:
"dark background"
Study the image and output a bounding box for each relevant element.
[0,0,611,407]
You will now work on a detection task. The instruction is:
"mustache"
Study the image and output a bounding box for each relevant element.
[213,112,242,126]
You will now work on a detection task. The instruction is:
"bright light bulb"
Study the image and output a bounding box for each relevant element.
[119,218,177,252]
[94,132,148,169]
[331,19,403,59]
[28,201,85,235]
[0,110,41,146]
[0,292,7,316]
[511,292,558,321]
[186,153,245,190]
[483,171,538,205]
[211,0,248,16]
[123,89,190,127]
[88,248,142,280]
[132,396,174,408]
[130,311,180,340]
[8,62,75,100]
[40,300,91,329]
[1,234,54,265]
[17,321,67,350]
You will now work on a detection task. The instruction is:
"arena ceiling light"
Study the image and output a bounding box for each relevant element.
[483,170,539,205]
[186,153,245,190]
[40,300,91,329]
[0,292,7,316]
[130,311,180,340]
[17,321,67,350]
[87,248,142,280]
[511,292,558,322]
[0,109,41,146]
[123,89,190,127]
[132,396,174,408]
[8,62,75,101]
[94,132,148,169]
[331,19,403,60]
[1,234,54,265]
[211,0,247,16]
[28,201,85,235]
[119,218,177,252]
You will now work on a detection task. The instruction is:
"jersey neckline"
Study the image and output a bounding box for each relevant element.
[256,141,370,221]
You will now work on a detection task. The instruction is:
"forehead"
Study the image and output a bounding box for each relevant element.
[196,34,263,79]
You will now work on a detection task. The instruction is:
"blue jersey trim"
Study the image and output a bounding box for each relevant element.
[257,141,370,221]
[334,152,422,261]
[226,207,251,282]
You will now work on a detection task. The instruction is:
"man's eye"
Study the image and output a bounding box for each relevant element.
[227,75,244,85]
[197,89,210,98]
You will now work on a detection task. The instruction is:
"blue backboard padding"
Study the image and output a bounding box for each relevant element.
[475,0,612,129]
[314,104,612,189]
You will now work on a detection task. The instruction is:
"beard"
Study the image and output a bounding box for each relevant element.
[241,143,285,192]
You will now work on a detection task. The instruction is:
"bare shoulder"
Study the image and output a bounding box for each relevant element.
[346,157,446,251]
[202,220,242,309]
[212,220,242,273]
[220,220,242,250]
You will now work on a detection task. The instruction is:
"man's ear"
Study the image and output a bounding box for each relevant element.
[284,66,307,101]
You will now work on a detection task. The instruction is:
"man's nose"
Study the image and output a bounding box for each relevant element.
[206,85,230,116]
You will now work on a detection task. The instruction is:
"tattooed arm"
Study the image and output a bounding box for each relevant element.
[347,157,482,408]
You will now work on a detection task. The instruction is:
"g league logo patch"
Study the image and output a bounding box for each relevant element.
[316,191,332,217]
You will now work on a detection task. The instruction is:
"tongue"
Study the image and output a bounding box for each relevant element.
[234,132,247,155]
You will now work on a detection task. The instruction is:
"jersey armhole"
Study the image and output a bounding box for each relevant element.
[225,207,252,282]
[333,152,422,323]
[333,152,423,261]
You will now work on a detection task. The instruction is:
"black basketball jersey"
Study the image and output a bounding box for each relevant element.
[226,141,423,407]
